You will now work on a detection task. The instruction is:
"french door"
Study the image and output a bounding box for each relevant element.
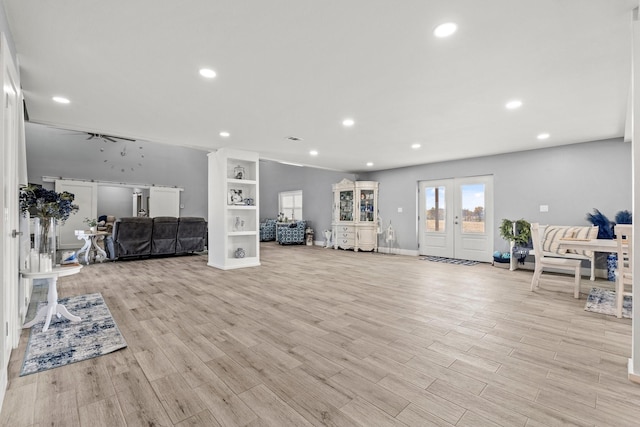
[418,175,493,262]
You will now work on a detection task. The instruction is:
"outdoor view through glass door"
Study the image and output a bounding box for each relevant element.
[418,176,493,262]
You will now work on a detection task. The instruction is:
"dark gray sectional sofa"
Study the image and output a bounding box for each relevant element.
[111,216,207,259]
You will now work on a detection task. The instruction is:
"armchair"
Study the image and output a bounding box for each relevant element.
[260,219,277,242]
[277,221,306,245]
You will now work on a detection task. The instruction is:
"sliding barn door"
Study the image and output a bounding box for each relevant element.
[56,180,98,249]
[149,187,180,217]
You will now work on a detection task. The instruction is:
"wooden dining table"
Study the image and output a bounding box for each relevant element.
[557,238,618,254]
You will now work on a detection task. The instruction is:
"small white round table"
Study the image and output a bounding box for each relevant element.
[75,230,108,264]
[21,265,83,332]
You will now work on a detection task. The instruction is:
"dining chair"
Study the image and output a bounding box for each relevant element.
[530,223,582,298]
[614,224,633,318]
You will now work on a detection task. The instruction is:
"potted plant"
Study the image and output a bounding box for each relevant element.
[83,217,98,233]
[499,219,531,246]
[498,219,531,265]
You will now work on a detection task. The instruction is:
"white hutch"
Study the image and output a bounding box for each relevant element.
[208,148,260,269]
[332,179,379,251]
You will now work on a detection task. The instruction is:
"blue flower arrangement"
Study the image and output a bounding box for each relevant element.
[586,208,614,239]
[19,184,79,223]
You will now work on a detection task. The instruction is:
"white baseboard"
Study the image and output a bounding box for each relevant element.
[377,247,419,257]
[629,359,640,384]
[0,366,6,415]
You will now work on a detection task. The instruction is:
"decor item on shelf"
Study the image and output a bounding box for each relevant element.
[499,219,531,246]
[234,216,241,232]
[83,217,98,232]
[228,189,243,205]
[245,197,254,206]
[585,209,614,239]
[234,247,246,258]
[20,185,79,272]
[234,165,245,180]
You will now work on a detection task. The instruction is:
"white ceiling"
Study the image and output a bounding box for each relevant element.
[4,0,637,172]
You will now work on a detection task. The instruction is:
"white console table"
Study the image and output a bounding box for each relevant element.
[21,265,83,332]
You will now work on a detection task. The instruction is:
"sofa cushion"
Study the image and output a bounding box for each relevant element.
[176,217,207,253]
[151,216,179,255]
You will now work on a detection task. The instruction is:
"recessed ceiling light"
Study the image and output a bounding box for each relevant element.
[52,96,70,104]
[505,100,523,110]
[366,162,373,167]
[309,150,318,156]
[342,118,355,127]
[434,22,457,38]
[199,68,217,78]
[219,131,230,137]
[537,133,550,140]
[411,143,421,149]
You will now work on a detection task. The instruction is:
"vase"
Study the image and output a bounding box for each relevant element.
[30,217,56,272]
[607,253,617,282]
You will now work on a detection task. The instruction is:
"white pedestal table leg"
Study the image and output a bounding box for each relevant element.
[22,276,81,332]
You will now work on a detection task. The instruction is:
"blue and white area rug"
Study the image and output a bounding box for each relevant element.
[21,292,127,376]
[584,287,632,319]
[420,256,479,266]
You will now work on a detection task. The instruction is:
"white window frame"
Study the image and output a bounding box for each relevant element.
[279,190,303,221]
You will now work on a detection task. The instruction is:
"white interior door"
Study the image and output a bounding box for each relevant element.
[149,187,180,217]
[55,180,98,249]
[0,32,23,399]
[419,175,493,262]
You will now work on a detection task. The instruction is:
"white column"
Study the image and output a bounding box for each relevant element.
[629,4,640,384]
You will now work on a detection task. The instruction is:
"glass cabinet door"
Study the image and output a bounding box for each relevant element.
[359,189,375,222]
[339,190,353,221]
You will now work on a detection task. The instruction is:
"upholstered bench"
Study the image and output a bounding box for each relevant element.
[536,224,599,280]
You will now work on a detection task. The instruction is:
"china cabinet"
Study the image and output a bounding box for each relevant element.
[332,179,379,251]
[208,148,260,269]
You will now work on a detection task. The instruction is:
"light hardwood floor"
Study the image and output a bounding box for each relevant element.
[1,244,637,426]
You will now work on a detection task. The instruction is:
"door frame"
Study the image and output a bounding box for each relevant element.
[418,175,494,262]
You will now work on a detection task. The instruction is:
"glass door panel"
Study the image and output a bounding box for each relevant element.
[425,186,446,232]
[339,190,353,221]
[460,184,485,233]
[359,189,375,221]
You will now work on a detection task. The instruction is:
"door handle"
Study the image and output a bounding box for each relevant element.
[11,229,23,238]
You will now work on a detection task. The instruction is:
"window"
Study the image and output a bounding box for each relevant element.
[279,190,302,221]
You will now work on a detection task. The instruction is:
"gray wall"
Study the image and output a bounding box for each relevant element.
[25,123,209,217]
[359,138,631,252]
[259,160,356,235]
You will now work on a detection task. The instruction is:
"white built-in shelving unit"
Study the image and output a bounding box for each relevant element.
[208,148,260,269]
